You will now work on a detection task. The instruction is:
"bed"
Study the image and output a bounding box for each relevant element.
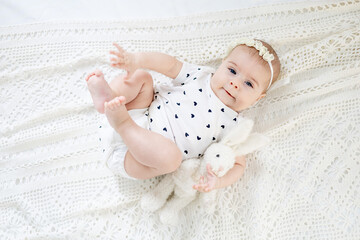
[0,0,359,239]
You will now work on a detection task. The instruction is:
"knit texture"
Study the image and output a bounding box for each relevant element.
[1,0,359,239]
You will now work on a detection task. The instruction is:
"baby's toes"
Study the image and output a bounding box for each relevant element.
[105,101,114,110]
[111,100,118,109]
[85,72,95,81]
[104,101,110,110]
[117,96,126,105]
[94,69,103,76]
[114,98,122,107]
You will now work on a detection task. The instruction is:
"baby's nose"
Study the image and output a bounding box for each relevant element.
[230,81,239,89]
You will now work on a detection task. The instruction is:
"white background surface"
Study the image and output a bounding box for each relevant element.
[0,0,302,26]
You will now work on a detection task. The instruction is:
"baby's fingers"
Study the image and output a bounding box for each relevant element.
[112,43,126,54]
[110,57,125,64]
[206,164,216,177]
[110,57,119,63]
[198,176,204,184]
[110,63,126,70]
[193,184,208,192]
[109,50,125,60]
[109,50,118,56]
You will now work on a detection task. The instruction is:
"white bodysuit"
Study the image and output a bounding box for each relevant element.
[149,62,239,159]
[100,62,239,179]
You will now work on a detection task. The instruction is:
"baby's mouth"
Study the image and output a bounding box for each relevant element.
[224,89,234,98]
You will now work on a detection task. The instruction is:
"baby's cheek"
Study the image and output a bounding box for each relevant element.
[231,100,246,112]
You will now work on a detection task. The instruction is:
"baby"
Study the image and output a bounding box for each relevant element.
[85,38,280,192]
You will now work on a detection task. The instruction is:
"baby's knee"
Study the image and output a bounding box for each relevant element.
[164,149,182,173]
[133,69,153,85]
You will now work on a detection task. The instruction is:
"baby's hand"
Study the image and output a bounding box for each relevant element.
[110,43,138,78]
[193,164,221,193]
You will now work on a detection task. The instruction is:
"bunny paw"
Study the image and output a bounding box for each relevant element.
[159,208,179,226]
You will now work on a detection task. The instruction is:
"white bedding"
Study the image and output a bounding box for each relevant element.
[1,0,359,239]
[0,0,302,25]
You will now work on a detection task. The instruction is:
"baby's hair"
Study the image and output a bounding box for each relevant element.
[225,39,281,92]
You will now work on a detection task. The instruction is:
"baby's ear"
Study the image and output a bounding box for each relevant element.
[257,93,266,101]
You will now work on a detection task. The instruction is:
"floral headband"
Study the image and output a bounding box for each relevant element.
[225,38,275,91]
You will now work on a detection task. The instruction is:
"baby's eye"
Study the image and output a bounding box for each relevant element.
[228,68,236,75]
[245,81,253,88]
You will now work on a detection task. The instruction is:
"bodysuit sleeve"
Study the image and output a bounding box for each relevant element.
[172,61,204,86]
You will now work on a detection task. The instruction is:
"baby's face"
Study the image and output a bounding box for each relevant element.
[211,45,271,112]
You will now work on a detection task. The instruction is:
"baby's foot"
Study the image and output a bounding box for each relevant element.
[85,70,114,114]
[104,96,131,131]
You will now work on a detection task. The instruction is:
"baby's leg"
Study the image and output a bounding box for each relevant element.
[109,70,154,110]
[124,151,181,179]
[85,70,116,114]
[105,97,182,179]
[85,69,153,113]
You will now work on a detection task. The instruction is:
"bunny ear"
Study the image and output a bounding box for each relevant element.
[221,117,254,147]
[235,133,271,156]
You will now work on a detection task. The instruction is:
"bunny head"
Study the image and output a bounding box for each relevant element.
[200,117,270,178]
[202,142,237,177]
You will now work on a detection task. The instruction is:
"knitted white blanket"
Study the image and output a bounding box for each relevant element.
[1,1,359,239]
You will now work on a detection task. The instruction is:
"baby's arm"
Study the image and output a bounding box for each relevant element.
[110,43,183,79]
[193,155,246,192]
[217,155,246,189]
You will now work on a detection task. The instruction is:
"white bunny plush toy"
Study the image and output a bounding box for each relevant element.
[141,117,269,226]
